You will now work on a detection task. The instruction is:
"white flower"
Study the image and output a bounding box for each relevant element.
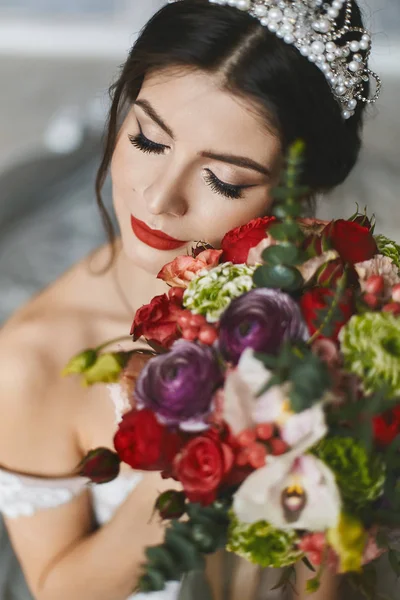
[355,255,400,300]
[280,404,327,447]
[222,349,270,434]
[223,349,327,448]
[233,440,341,531]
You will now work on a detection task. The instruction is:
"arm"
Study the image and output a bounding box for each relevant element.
[295,560,338,600]
[0,325,177,600]
[6,472,174,600]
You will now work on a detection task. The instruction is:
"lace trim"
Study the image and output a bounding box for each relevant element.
[0,468,88,519]
[107,383,131,425]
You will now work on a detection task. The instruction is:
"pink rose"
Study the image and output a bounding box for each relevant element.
[157,249,223,288]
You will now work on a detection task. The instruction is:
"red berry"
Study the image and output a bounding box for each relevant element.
[236,448,249,467]
[189,314,206,328]
[247,443,267,469]
[182,326,199,341]
[177,311,192,328]
[383,302,400,316]
[363,292,380,309]
[364,275,385,295]
[237,429,257,447]
[255,423,274,441]
[270,438,288,456]
[392,284,400,303]
[198,325,218,345]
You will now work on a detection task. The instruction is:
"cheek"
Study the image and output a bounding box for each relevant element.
[198,193,273,247]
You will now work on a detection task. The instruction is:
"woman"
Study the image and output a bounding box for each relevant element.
[0,0,379,599]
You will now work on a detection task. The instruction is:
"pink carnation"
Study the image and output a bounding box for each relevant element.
[355,255,400,300]
[157,249,222,288]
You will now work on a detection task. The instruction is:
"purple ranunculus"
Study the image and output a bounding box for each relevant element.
[135,340,223,429]
[219,288,308,364]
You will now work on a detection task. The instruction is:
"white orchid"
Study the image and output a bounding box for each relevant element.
[222,349,327,448]
[233,437,341,532]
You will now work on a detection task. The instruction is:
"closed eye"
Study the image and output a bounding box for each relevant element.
[203,169,254,200]
[128,130,168,155]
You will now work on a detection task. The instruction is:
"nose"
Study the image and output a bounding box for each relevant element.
[143,161,188,218]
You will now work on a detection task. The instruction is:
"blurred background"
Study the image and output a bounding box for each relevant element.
[0,1,399,598]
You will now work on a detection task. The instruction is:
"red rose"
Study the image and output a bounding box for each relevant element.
[131,287,184,349]
[221,217,276,264]
[316,258,344,287]
[174,430,234,505]
[373,406,400,447]
[114,409,182,471]
[300,287,354,341]
[322,219,378,265]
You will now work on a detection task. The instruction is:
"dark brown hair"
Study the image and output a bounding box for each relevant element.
[95,0,370,268]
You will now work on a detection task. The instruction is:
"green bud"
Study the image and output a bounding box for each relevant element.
[306,577,321,593]
[62,349,97,376]
[83,352,128,386]
[77,447,120,484]
[155,490,186,520]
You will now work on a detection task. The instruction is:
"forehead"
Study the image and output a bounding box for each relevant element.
[136,68,280,154]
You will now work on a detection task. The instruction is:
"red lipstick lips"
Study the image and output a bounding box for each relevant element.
[130,215,188,251]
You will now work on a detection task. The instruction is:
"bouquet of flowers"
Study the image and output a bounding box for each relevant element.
[65,142,400,597]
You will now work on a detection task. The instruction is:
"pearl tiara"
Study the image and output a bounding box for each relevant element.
[167,0,381,119]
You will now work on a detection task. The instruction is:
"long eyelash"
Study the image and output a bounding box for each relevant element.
[204,169,244,200]
[128,132,167,155]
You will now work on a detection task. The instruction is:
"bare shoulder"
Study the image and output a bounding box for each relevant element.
[0,242,126,475]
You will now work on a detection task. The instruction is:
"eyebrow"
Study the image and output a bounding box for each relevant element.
[135,99,174,139]
[134,99,271,178]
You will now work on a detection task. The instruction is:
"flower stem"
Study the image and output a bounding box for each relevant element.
[308,271,348,344]
[95,336,133,353]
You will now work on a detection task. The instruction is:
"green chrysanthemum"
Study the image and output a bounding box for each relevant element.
[339,313,400,398]
[375,234,400,270]
[183,262,256,322]
[227,514,302,568]
[313,437,385,511]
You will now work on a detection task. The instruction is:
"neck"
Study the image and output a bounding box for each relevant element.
[113,241,170,316]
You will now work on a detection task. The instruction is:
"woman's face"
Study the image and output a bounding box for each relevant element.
[111,67,282,274]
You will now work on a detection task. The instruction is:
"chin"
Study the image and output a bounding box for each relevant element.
[121,231,191,275]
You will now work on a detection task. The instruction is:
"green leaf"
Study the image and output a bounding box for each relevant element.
[388,549,400,578]
[138,567,166,592]
[165,530,206,572]
[253,264,304,291]
[270,565,297,592]
[145,546,180,581]
[262,243,304,266]
[82,352,129,386]
[272,203,303,219]
[62,349,98,376]
[269,222,302,242]
[271,185,309,201]
[306,577,321,593]
[302,556,317,572]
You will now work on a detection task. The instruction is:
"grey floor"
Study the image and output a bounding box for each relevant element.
[0,54,399,599]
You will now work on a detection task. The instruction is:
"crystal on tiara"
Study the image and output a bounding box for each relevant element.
[167,0,381,119]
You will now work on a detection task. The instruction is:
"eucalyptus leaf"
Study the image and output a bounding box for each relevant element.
[388,549,400,578]
[269,222,302,242]
[272,203,303,219]
[262,243,304,266]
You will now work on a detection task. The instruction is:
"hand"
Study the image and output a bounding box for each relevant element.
[120,349,156,400]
